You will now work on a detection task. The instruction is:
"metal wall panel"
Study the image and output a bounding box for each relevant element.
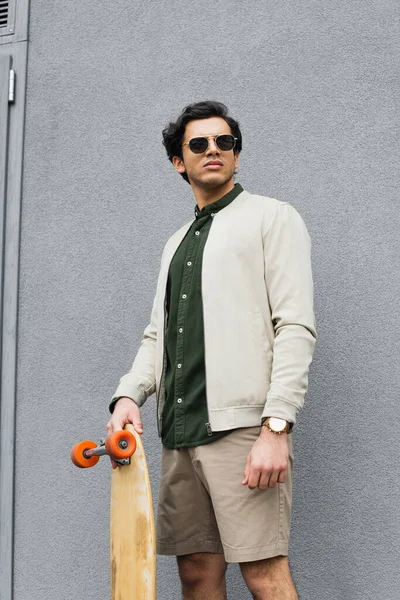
[0,41,28,600]
[0,50,12,600]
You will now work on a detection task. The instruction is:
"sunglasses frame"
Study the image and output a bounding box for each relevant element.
[183,134,237,154]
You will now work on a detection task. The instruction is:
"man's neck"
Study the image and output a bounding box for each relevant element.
[192,179,235,211]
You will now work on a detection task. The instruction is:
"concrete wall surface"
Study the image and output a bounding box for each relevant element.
[13,1,399,598]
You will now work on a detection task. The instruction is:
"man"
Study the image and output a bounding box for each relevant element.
[107,101,316,600]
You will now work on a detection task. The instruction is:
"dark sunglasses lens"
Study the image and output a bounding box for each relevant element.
[216,135,235,151]
[189,137,209,153]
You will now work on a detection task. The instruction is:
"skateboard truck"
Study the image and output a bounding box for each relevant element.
[81,439,130,466]
[70,430,137,468]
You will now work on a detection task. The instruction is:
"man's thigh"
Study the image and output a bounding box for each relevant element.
[191,428,293,563]
[156,445,224,557]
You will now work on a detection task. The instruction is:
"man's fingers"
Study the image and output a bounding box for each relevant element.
[132,419,143,434]
[106,418,124,434]
[107,420,123,434]
[258,470,271,490]
[277,469,287,484]
[247,466,261,490]
[242,456,251,485]
[242,468,249,485]
[130,407,143,433]
[267,468,287,487]
[267,471,279,488]
[106,416,142,437]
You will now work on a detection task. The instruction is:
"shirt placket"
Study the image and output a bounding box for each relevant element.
[173,215,207,445]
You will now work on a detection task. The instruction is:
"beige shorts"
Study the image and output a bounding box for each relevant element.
[156,427,293,563]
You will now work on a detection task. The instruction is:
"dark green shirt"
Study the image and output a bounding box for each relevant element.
[161,184,244,448]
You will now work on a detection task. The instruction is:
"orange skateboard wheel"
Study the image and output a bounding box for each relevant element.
[105,430,136,460]
[70,440,100,468]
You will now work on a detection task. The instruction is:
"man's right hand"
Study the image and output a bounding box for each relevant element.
[106,397,143,469]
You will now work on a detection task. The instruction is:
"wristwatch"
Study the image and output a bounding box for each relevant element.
[263,417,291,435]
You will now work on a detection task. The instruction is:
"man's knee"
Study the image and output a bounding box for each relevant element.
[240,555,297,599]
[177,552,226,588]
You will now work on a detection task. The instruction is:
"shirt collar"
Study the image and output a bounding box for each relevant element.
[194,183,244,219]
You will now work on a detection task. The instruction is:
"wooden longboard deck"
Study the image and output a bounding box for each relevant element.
[110,424,156,599]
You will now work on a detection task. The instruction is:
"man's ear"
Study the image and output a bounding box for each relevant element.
[172,156,186,175]
[234,151,239,170]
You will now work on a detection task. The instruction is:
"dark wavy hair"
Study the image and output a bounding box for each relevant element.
[162,101,242,183]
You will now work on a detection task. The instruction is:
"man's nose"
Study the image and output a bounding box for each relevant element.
[205,138,220,154]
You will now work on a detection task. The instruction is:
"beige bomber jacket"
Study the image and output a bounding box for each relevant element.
[112,189,317,434]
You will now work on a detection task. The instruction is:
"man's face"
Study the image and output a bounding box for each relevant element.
[172,117,239,189]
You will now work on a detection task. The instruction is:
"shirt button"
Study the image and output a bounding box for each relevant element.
[195,231,200,236]
[187,261,192,266]
[177,398,183,404]
[177,363,182,369]
[179,328,183,333]
[211,213,215,217]
[182,294,187,299]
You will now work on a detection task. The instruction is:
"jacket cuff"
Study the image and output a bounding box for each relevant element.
[261,396,298,425]
[109,384,146,413]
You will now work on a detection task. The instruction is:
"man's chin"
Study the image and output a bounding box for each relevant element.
[189,172,234,190]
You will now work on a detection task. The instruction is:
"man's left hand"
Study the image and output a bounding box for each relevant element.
[242,426,289,490]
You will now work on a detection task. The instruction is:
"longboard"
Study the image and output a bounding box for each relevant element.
[71,425,156,599]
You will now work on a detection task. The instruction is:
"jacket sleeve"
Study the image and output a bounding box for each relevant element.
[261,202,317,424]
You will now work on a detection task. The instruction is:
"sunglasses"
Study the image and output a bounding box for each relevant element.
[183,134,237,154]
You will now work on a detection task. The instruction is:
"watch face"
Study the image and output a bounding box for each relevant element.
[268,417,287,432]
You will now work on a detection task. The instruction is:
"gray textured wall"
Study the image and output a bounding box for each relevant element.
[14,1,399,599]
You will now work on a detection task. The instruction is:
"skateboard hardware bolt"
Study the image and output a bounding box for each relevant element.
[118,440,128,449]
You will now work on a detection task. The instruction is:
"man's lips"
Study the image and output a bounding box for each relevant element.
[204,161,223,168]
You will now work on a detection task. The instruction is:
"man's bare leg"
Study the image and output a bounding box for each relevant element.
[177,552,227,600]
[240,556,298,600]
